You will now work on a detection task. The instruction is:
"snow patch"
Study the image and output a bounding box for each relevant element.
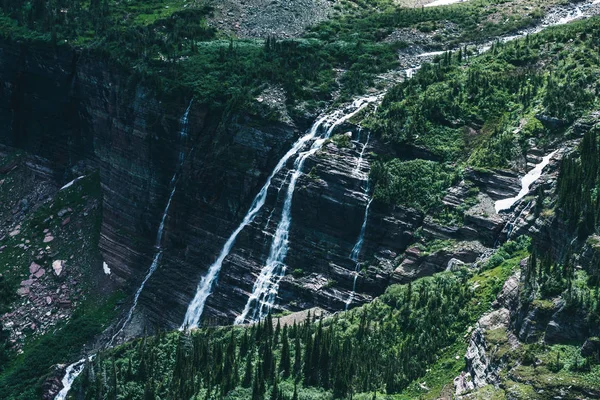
[60,176,85,191]
[425,0,468,7]
[495,150,558,213]
[103,262,111,275]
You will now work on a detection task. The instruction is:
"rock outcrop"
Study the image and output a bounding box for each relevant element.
[454,272,520,396]
[0,39,426,330]
[0,35,567,334]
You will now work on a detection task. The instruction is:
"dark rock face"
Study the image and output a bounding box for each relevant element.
[544,303,590,344]
[41,364,65,400]
[0,40,426,330]
[0,38,553,332]
[581,337,600,359]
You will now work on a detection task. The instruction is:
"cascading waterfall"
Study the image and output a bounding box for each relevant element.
[54,358,88,400]
[234,96,378,325]
[353,131,371,177]
[54,100,193,400]
[181,113,333,329]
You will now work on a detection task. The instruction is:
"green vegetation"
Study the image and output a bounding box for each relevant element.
[66,239,527,399]
[0,163,122,399]
[0,0,567,117]
[371,159,458,212]
[558,126,600,242]
[369,17,600,211]
[0,294,122,400]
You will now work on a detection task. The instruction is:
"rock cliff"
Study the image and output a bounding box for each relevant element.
[0,37,552,332]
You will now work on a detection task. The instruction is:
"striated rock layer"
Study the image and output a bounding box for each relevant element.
[0,40,428,330]
[0,38,542,332]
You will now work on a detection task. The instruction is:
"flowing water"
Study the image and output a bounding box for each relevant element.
[109,99,193,344]
[495,150,558,213]
[425,0,468,7]
[54,100,193,399]
[54,358,87,400]
[231,97,378,325]
[345,194,373,310]
[182,112,337,329]
[353,131,371,178]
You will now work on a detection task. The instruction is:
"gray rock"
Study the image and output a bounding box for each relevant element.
[581,337,600,358]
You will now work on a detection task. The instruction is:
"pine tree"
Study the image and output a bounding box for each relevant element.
[242,353,253,388]
[280,325,291,378]
[293,334,301,379]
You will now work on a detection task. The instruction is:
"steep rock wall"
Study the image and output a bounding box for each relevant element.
[0,40,421,330]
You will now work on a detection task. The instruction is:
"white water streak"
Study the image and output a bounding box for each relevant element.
[54,356,94,400]
[353,131,371,177]
[60,175,85,191]
[425,0,468,7]
[233,97,378,325]
[182,112,335,329]
[55,101,193,399]
[495,150,558,213]
[345,196,373,310]
[109,99,193,344]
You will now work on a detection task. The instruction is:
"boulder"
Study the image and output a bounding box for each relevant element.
[52,260,65,276]
[581,337,600,358]
[29,262,41,274]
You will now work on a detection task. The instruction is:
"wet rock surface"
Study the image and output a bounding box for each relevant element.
[0,20,580,335]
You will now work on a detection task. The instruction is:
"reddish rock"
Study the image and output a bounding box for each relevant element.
[29,262,42,274]
[61,217,70,226]
[17,287,30,296]
[43,235,54,243]
[58,300,71,308]
[20,279,34,287]
[45,296,52,305]
[34,268,45,278]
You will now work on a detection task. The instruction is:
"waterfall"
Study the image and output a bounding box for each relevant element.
[353,131,370,177]
[54,100,193,400]
[181,113,335,329]
[54,358,87,400]
[233,96,378,325]
[345,195,373,310]
[495,150,558,213]
[109,99,193,344]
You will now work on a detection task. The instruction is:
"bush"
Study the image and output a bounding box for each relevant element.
[371,159,457,212]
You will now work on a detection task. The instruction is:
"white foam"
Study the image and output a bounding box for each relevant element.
[495,150,558,213]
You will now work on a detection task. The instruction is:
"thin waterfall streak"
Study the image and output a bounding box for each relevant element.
[264,170,293,233]
[353,131,371,177]
[55,100,193,400]
[345,196,373,310]
[109,99,193,344]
